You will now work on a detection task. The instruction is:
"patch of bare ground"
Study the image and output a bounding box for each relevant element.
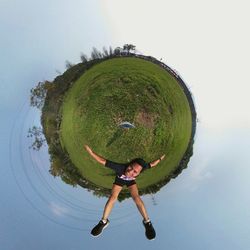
[134,109,158,128]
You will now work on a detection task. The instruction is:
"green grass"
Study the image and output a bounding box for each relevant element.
[60,57,192,189]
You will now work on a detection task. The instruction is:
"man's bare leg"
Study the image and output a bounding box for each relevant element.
[129,184,156,240]
[128,184,149,221]
[91,184,122,236]
[102,184,123,220]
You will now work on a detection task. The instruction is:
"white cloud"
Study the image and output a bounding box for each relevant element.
[49,202,68,217]
[178,157,213,192]
[189,158,212,182]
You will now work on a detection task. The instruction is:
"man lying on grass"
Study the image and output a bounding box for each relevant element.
[84,144,165,240]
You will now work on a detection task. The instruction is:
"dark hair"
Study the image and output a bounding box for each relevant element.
[129,158,150,171]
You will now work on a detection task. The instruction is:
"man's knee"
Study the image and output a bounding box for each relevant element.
[109,193,119,203]
[132,194,142,204]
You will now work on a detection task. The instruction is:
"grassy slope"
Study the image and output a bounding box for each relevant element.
[60,57,192,189]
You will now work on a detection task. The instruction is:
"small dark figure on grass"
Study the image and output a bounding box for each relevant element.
[84,145,165,240]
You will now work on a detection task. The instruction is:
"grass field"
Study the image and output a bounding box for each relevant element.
[60,57,192,189]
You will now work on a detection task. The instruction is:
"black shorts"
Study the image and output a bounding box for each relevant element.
[113,176,136,187]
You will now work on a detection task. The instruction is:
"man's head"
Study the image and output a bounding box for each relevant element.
[125,158,149,178]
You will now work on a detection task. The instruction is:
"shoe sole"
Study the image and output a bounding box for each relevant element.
[148,237,155,241]
[91,221,110,237]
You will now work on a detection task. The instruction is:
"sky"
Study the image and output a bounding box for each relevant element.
[101,0,250,130]
[1,0,250,250]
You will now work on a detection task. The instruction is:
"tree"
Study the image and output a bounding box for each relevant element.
[80,53,88,63]
[49,156,63,177]
[109,46,113,56]
[27,126,46,150]
[65,60,74,69]
[114,47,122,55]
[102,46,109,57]
[123,44,136,54]
[91,47,103,60]
[30,81,51,109]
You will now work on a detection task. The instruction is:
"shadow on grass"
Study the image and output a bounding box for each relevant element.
[106,128,124,147]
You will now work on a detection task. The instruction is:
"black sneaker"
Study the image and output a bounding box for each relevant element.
[143,220,156,240]
[91,219,110,237]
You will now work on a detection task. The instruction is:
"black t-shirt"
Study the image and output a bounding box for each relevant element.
[105,159,150,180]
[105,160,128,176]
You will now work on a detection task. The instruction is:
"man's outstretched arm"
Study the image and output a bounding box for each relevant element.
[84,145,106,165]
[149,154,165,168]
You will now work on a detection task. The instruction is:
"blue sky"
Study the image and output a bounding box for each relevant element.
[0,0,111,110]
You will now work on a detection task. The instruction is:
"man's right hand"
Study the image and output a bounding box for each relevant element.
[84,145,92,154]
[84,144,106,165]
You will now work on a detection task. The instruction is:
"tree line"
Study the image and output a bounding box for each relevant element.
[29,43,196,201]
